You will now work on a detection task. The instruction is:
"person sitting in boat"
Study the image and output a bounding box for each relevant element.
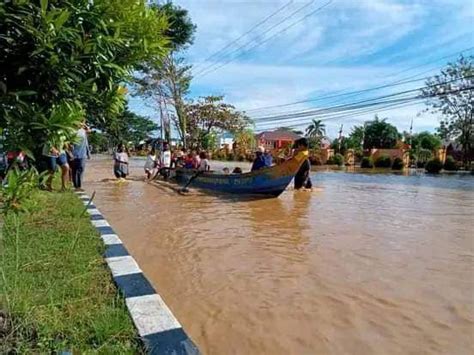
[198,152,210,171]
[184,152,194,169]
[174,147,185,167]
[232,167,242,174]
[293,138,312,190]
[222,167,230,175]
[251,146,266,172]
[263,149,273,167]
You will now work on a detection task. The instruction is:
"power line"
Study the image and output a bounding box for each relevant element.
[194,0,317,76]
[244,46,474,114]
[255,86,472,131]
[252,77,474,127]
[196,1,333,78]
[249,74,435,118]
[193,0,294,73]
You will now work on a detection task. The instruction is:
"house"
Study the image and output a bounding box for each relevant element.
[256,129,301,150]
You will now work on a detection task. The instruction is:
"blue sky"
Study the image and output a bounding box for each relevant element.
[130,0,474,138]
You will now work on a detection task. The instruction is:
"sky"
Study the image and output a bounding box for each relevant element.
[130,0,474,138]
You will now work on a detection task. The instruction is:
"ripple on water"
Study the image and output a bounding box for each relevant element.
[84,157,474,355]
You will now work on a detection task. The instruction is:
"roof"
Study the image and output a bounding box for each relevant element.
[257,129,301,141]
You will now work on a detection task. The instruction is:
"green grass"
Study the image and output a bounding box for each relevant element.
[0,188,142,353]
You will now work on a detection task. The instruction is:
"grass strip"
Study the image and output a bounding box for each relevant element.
[0,189,142,353]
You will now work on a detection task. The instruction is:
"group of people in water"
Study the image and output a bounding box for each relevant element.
[25,118,312,192]
[112,143,213,181]
[113,136,312,191]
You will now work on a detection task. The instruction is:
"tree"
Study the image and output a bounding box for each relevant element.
[185,96,250,149]
[153,2,196,50]
[135,55,193,147]
[88,131,109,153]
[134,3,196,147]
[363,116,401,149]
[234,129,256,152]
[423,56,474,167]
[411,131,442,151]
[0,0,169,158]
[346,125,365,150]
[305,119,326,146]
[110,109,159,147]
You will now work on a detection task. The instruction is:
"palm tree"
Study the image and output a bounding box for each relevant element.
[305,119,326,144]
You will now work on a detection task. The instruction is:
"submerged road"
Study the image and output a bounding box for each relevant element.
[84,155,474,354]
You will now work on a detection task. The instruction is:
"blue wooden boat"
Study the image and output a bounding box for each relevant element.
[175,151,309,197]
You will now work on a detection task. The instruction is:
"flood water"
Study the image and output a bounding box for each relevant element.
[84,156,474,355]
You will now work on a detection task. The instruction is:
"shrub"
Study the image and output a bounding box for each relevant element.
[374,155,392,168]
[0,168,44,214]
[392,157,404,170]
[360,157,373,168]
[416,161,426,168]
[309,156,322,165]
[443,156,457,171]
[332,153,344,166]
[425,158,443,174]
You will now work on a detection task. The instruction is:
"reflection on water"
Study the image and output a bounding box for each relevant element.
[84,156,474,355]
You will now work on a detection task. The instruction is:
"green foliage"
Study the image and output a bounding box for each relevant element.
[328,153,344,166]
[153,2,196,50]
[0,0,169,156]
[410,131,442,151]
[234,129,256,152]
[392,157,404,170]
[88,131,109,153]
[108,109,158,147]
[416,148,433,164]
[134,54,192,146]
[346,125,365,149]
[363,116,401,149]
[0,190,141,353]
[305,119,326,146]
[425,158,443,173]
[186,95,250,149]
[0,168,44,214]
[360,157,374,168]
[374,155,392,168]
[201,132,218,150]
[423,56,474,168]
[443,155,457,171]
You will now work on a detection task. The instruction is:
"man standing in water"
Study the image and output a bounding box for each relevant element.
[293,138,312,190]
[161,143,172,180]
[71,121,90,191]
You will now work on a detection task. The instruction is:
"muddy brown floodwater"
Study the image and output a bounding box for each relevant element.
[84,156,474,355]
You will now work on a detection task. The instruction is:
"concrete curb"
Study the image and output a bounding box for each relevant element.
[76,191,200,355]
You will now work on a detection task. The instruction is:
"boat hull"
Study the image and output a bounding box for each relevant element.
[175,151,308,197]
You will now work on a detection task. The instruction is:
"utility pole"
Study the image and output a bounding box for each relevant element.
[338,124,343,153]
[409,118,413,147]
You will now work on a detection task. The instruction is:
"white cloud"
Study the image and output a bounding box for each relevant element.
[130,0,473,137]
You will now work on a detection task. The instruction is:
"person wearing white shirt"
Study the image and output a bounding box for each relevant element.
[161,143,172,179]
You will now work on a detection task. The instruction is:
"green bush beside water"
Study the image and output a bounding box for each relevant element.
[360,157,373,168]
[391,157,404,170]
[328,153,344,166]
[425,158,443,173]
[443,156,457,171]
[0,188,140,353]
[374,155,392,168]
